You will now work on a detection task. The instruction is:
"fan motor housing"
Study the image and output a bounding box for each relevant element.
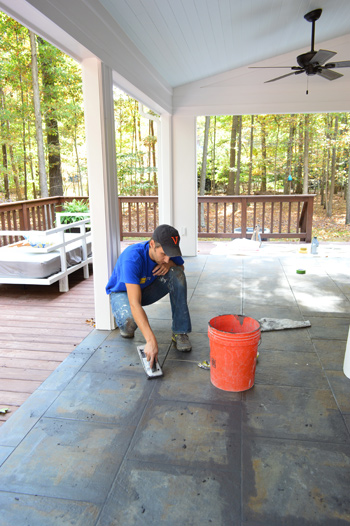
[296,51,317,68]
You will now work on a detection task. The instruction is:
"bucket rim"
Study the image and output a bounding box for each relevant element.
[208,313,261,335]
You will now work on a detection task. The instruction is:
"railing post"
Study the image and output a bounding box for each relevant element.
[241,197,247,237]
[305,196,314,242]
[119,200,124,240]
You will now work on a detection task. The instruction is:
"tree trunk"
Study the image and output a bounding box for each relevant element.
[285,115,296,193]
[273,117,280,194]
[73,123,83,196]
[295,117,303,194]
[199,116,210,227]
[260,116,267,193]
[27,120,37,199]
[235,116,242,195]
[228,116,238,195]
[320,150,326,207]
[346,151,350,225]
[7,130,23,201]
[150,120,157,194]
[211,116,216,194]
[0,88,9,200]
[38,36,64,197]
[248,115,254,195]
[327,115,338,218]
[29,30,48,198]
[303,114,310,194]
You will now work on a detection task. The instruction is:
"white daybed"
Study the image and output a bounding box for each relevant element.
[0,218,92,292]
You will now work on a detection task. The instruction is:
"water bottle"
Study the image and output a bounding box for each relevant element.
[311,236,319,254]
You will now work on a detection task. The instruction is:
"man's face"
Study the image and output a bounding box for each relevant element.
[149,240,170,265]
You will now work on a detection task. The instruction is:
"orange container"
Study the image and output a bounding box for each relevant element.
[208,314,261,392]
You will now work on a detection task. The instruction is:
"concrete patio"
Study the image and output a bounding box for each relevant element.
[0,242,349,525]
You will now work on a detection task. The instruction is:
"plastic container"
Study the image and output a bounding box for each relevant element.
[311,236,319,254]
[208,314,261,392]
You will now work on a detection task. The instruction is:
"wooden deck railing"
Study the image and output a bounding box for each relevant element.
[198,194,315,242]
[0,197,87,247]
[0,194,315,247]
[118,194,315,242]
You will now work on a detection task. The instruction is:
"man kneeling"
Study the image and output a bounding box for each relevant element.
[106,224,192,368]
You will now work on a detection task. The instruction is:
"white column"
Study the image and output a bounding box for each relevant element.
[157,113,173,225]
[172,115,197,256]
[82,58,119,330]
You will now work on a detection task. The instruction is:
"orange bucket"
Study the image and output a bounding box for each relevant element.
[208,314,261,392]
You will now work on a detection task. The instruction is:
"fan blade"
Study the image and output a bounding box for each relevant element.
[310,49,337,65]
[325,60,350,69]
[265,71,299,83]
[317,69,343,81]
[249,66,294,69]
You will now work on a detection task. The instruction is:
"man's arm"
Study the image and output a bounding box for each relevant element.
[125,283,158,368]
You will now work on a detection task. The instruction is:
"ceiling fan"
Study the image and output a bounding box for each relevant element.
[251,8,350,83]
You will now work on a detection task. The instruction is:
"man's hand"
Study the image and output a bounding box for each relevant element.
[144,340,158,369]
[152,261,172,276]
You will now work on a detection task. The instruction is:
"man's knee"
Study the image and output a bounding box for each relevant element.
[169,265,185,282]
[119,317,137,338]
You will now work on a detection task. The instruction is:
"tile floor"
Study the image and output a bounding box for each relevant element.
[0,244,350,525]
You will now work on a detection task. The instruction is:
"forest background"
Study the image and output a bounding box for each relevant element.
[0,12,349,239]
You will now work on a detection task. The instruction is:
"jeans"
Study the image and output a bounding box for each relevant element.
[110,266,191,334]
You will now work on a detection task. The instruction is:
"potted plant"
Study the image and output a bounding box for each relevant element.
[58,199,90,233]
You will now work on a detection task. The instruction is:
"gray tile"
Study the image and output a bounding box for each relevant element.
[168,331,210,363]
[38,352,92,392]
[243,289,297,308]
[0,389,60,447]
[325,370,350,412]
[297,296,350,315]
[0,418,132,503]
[193,279,242,296]
[82,341,170,374]
[190,312,233,333]
[242,305,304,321]
[259,328,313,352]
[46,371,153,425]
[243,436,350,525]
[151,360,242,404]
[105,324,174,346]
[314,339,347,371]
[243,384,349,442]
[254,349,329,389]
[128,399,241,468]
[307,316,350,341]
[143,301,172,319]
[344,414,350,435]
[189,295,243,315]
[0,446,13,466]
[72,329,110,354]
[0,492,100,526]
[97,460,240,526]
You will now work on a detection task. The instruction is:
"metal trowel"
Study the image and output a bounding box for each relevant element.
[137,345,163,378]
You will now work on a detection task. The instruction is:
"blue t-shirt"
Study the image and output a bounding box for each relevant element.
[105,241,184,294]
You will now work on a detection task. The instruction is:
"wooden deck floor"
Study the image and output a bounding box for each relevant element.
[0,268,95,428]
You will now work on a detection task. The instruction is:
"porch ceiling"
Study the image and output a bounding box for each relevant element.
[98,0,350,89]
[1,0,350,114]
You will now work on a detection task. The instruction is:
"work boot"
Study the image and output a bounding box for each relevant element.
[119,318,137,338]
[172,333,192,352]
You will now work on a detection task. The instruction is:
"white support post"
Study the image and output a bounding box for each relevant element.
[343,325,350,379]
[172,115,197,256]
[82,58,119,330]
[157,113,173,225]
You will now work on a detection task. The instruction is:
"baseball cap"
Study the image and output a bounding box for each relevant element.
[152,224,182,257]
